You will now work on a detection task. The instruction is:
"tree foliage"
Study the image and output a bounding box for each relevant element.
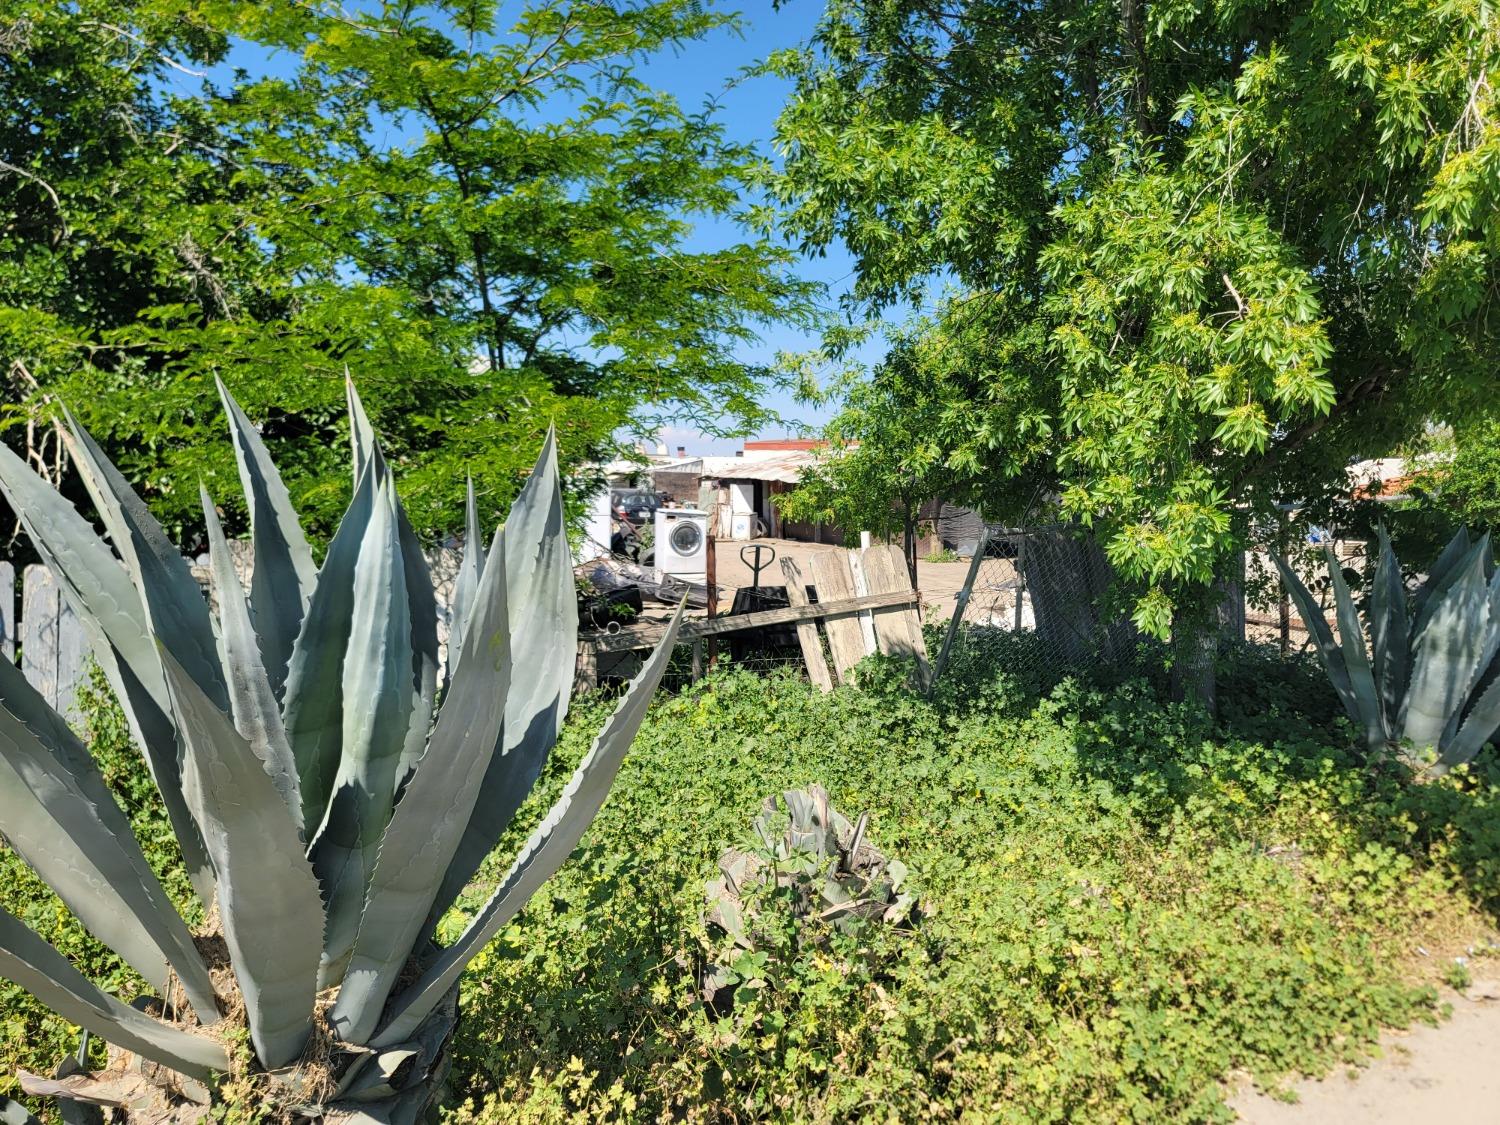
[768,0,1500,634]
[1412,417,1500,531]
[0,0,815,545]
[777,337,952,583]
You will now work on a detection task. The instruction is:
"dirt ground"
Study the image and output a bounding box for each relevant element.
[1229,992,1500,1123]
[708,536,983,623]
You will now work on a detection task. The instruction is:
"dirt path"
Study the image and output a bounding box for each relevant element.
[1230,993,1500,1123]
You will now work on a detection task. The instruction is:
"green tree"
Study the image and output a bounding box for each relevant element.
[1411,417,1500,530]
[1,0,814,545]
[768,0,1500,639]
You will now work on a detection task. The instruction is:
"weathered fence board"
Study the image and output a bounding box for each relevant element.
[779,557,833,693]
[862,544,932,690]
[20,565,87,720]
[808,551,867,684]
[846,549,880,658]
[0,561,12,662]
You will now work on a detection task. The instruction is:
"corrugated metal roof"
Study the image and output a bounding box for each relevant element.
[697,452,819,484]
[650,457,704,475]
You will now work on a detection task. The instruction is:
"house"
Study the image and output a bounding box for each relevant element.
[639,439,849,543]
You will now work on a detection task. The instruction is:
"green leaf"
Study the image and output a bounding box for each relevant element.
[0,658,219,1022]
[448,476,485,661]
[283,461,378,833]
[216,376,317,699]
[1369,527,1410,728]
[158,649,324,1069]
[330,530,510,1044]
[310,475,414,987]
[1402,542,1491,756]
[342,377,438,798]
[424,431,576,932]
[61,412,227,713]
[1274,555,1358,723]
[391,495,439,795]
[1412,527,1473,640]
[346,371,379,490]
[200,482,303,831]
[1325,547,1387,749]
[0,903,228,1081]
[375,600,685,1048]
[1443,670,1500,771]
[0,441,215,907]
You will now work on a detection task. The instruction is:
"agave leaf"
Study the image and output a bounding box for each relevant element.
[311,476,414,986]
[0,443,215,906]
[1325,547,1387,749]
[99,647,217,910]
[1412,527,1474,641]
[426,430,576,930]
[391,498,439,794]
[346,372,379,489]
[330,532,510,1044]
[200,483,303,830]
[0,1098,41,1125]
[375,601,684,1048]
[0,659,219,1021]
[1402,543,1491,756]
[158,649,323,1069]
[1471,570,1500,700]
[341,377,439,796]
[449,477,486,661]
[1274,555,1359,722]
[1443,671,1500,771]
[283,462,378,832]
[1369,527,1410,729]
[60,413,227,711]
[0,904,228,1081]
[216,377,317,698]
[1439,566,1500,751]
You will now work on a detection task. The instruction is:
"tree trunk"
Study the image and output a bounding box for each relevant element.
[1121,0,1153,136]
[901,501,918,590]
[1170,609,1218,717]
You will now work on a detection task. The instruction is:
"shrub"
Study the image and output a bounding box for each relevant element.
[443,648,1497,1123]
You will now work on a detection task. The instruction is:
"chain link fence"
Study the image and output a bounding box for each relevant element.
[937,527,1152,678]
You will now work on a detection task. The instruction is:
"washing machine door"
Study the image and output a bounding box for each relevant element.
[668,518,703,557]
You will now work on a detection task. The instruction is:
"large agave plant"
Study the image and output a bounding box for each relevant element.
[0,378,682,1121]
[1276,527,1500,774]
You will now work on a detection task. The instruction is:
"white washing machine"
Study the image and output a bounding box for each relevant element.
[655,508,710,580]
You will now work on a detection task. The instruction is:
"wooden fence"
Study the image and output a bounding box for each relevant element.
[3,562,89,720]
[1,541,468,724]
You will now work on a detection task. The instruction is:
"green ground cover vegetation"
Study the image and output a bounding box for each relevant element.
[7,633,1498,1122]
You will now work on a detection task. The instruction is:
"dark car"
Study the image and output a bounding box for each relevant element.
[612,488,661,525]
[610,489,661,559]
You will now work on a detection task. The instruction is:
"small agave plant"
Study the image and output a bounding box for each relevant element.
[699,784,915,1007]
[1276,527,1500,774]
[0,378,682,1121]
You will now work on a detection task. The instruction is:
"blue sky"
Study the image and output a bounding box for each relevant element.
[627,2,885,455]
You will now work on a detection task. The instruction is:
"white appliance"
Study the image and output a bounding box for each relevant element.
[654,508,710,580]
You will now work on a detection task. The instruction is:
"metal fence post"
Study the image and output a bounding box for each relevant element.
[928,529,990,695]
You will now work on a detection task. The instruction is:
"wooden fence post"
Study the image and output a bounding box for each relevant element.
[0,561,13,662]
[930,530,989,694]
[20,565,87,720]
[780,556,833,693]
